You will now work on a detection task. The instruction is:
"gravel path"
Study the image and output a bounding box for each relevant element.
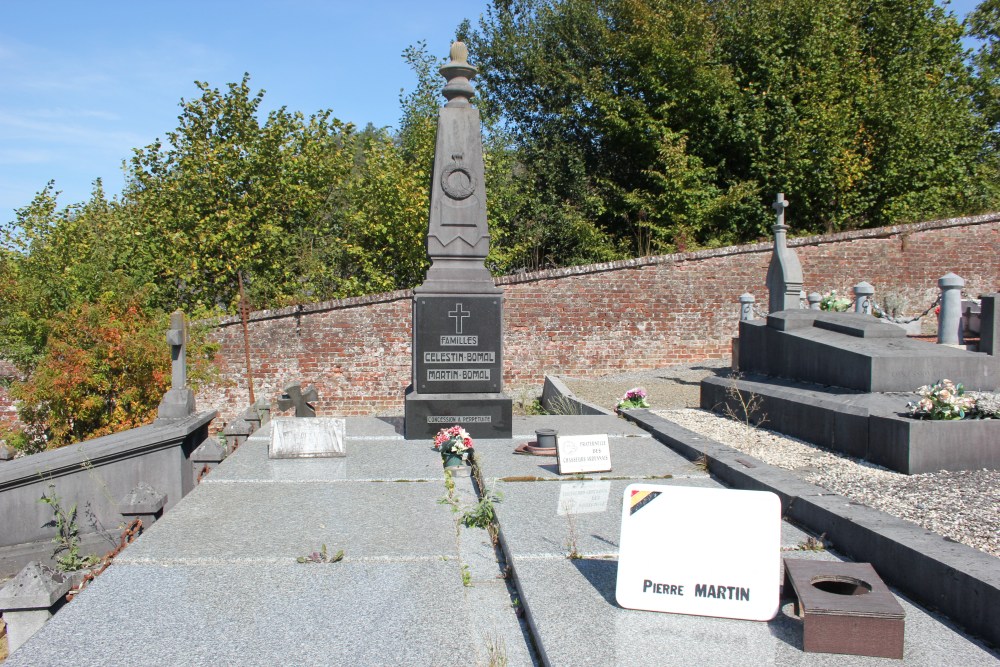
[562,360,999,559]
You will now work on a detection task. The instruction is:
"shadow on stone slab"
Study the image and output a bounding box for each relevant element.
[571,557,618,607]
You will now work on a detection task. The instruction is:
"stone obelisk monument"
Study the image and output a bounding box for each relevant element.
[404,42,512,439]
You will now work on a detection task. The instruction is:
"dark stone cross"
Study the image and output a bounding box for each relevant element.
[277,383,318,418]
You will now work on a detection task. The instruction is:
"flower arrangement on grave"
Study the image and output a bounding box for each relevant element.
[906,379,976,420]
[617,387,650,410]
[434,425,474,467]
[819,290,851,312]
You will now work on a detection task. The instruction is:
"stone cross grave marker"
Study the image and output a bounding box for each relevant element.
[766,193,804,313]
[157,310,196,419]
[277,383,318,417]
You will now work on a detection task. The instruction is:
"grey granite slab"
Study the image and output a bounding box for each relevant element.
[512,557,1000,666]
[205,437,446,482]
[6,561,530,667]
[472,435,706,482]
[494,479,831,560]
[117,480,457,563]
[510,415,648,438]
[494,478,723,559]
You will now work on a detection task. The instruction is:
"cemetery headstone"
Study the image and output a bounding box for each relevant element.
[269,417,346,459]
[277,383,318,417]
[766,193,804,313]
[404,42,512,439]
[157,310,196,419]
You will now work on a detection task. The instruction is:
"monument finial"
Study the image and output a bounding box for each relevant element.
[440,41,477,106]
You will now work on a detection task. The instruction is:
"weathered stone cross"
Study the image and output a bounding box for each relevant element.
[772,192,789,229]
[449,303,471,334]
[277,383,318,418]
[165,310,187,390]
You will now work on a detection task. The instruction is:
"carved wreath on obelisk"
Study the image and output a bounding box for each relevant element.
[440,154,476,201]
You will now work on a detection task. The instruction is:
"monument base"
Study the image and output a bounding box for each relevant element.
[404,388,512,440]
[156,388,196,420]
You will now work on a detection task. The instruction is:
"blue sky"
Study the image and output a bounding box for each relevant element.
[0,0,492,222]
[0,0,982,224]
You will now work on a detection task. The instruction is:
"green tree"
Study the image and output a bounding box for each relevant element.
[125,74,358,311]
[467,0,998,253]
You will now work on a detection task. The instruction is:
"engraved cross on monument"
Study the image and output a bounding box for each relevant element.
[404,42,512,439]
[157,310,196,419]
[766,193,804,313]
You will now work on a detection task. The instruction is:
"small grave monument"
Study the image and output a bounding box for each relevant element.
[277,382,318,417]
[269,418,346,459]
[157,310,196,419]
[556,434,611,474]
[766,193,803,313]
[404,42,512,439]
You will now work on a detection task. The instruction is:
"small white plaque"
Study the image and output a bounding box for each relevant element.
[557,481,612,515]
[615,484,780,621]
[556,434,611,474]
[269,418,346,459]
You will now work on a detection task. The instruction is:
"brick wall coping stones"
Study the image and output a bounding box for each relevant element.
[214,212,1000,327]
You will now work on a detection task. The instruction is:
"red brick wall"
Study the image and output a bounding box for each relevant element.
[196,213,1000,423]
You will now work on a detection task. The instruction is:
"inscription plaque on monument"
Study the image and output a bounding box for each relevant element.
[403,42,512,439]
[414,296,503,394]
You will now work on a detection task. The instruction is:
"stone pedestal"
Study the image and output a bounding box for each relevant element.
[0,562,71,653]
[405,294,511,439]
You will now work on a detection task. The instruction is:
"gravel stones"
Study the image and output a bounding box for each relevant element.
[655,407,1000,558]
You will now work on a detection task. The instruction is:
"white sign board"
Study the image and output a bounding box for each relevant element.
[557,481,612,515]
[556,434,611,474]
[269,418,346,459]
[615,484,780,621]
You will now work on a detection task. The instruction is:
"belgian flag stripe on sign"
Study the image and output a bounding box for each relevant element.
[629,490,661,515]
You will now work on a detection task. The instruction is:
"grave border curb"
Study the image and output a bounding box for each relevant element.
[620,408,1000,649]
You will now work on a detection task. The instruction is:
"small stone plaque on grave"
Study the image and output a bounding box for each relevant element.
[556,434,611,474]
[615,484,780,621]
[269,417,346,459]
[556,481,611,515]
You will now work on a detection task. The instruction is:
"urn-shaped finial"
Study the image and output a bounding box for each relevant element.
[440,41,477,106]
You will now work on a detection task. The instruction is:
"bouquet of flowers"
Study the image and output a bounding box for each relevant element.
[617,387,650,410]
[906,379,975,420]
[819,290,851,312]
[433,425,474,464]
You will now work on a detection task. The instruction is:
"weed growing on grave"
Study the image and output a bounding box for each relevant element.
[791,534,828,552]
[512,388,548,416]
[462,487,502,531]
[693,455,709,472]
[565,513,582,560]
[461,563,473,587]
[545,394,585,416]
[481,631,509,667]
[469,453,503,545]
[296,544,344,564]
[39,485,99,572]
[438,468,461,513]
[722,371,767,433]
